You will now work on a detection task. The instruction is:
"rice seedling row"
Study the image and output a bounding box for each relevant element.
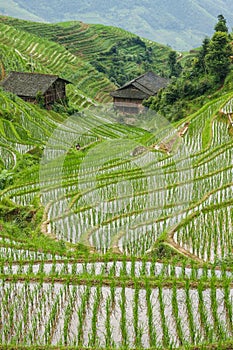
[0,279,232,348]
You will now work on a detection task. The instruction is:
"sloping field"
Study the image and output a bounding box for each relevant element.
[0,18,116,103]
[6,93,230,262]
[0,86,232,348]
[3,0,233,50]
[0,16,172,86]
[0,16,232,350]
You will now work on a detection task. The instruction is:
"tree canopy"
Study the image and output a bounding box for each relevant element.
[205,31,232,82]
[214,14,228,33]
[168,51,182,78]
[144,14,233,121]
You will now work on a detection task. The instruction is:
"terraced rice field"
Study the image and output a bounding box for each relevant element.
[0,19,116,103]
[0,16,171,87]
[0,82,233,349]
[1,279,232,348]
[29,94,232,262]
[0,246,232,349]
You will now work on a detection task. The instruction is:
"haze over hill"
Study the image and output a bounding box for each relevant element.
[1,0,233,50]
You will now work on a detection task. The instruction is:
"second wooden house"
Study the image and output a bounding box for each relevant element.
[110,71,168,114]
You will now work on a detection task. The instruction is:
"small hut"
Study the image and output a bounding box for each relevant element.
[0,71,71,109]
[110,71,168,114]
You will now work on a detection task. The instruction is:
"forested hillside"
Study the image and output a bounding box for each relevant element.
[2,0,233,50]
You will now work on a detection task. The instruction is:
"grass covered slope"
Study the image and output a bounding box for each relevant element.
[0,17,118,104]
[0,16,172,86]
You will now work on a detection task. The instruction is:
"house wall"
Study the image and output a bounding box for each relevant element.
[18,80,67,109]
[113,97,145,114]
[20,96,37,104]
[44,80,66,108]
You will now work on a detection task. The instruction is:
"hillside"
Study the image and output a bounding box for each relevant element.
[0,16,172,87]
[0,19,117,105]
[1,76,233,349]
[2,0,233,50]
[0,16,233,350]
[0,0,43,22]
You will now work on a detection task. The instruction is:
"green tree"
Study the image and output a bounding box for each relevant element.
[214,14,228,33]
[205,31,232,83]
[168,51,182,78]
[194,37,210,75]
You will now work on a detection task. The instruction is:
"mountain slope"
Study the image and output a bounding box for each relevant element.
[1,0,233,50]
[0,21,113,105]
[0,17,172,87]
[0,0,43,22]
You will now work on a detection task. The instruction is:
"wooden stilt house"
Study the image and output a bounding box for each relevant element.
[110,71,168,114]
[0,71,71,109]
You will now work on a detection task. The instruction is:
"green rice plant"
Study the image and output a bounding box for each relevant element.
[110,280,116,309]
[158,283,170,347]
[197,282,214,342]
[185,280,197,343]
[109,259,116,277]
[105,296,113,347]
[171,281,184,345]
[119,284,128,347]
[223,279,233,334]
[210,279,227,340]
[63,287,76,346]
[145,280,157,347]
[77,285,91,346]
[89,285,101,347]
[133,281,142,347]
[120,257,127,277]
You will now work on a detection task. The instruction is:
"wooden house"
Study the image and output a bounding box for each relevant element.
[0,71,71,109]
[110,71,168,114]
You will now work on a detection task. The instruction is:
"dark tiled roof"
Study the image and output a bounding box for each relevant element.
[0,71,71,97]
[110,71,169,99]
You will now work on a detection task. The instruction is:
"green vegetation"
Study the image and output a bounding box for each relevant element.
[145,15,233,121]
[0,15,232,350]
[0,17,172,86]
[0,18,117,104]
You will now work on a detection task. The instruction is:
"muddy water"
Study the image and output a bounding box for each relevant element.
[3,260,232,280]
[0,281,232,348]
